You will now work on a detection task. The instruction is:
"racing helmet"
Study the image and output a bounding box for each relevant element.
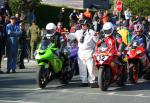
[46,23,56,36]
[134,23,143,35]
[103,22,114,37]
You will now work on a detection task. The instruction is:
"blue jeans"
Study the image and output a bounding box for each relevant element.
[7,39,18,71]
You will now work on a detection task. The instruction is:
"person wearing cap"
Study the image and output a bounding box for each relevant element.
[72,20,99,88]
[6,16,21,73]
[27,20,40,59]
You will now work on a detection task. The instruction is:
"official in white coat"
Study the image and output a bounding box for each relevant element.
[73,20,99,87]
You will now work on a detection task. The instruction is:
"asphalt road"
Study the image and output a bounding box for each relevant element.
[0,60,150,103]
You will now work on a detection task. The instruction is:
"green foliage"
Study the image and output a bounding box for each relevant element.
[122,0,150,16]
[9,0,41,15]
[9,0,19,15]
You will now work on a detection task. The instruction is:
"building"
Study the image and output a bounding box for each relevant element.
[83,0,110,9]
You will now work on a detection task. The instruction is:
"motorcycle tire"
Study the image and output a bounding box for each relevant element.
[116,67,127,86]
[36,67,50,89]
[59,61,73,84]
[129,63,138,84]
[143,70,150,80]
[98,67,111,91]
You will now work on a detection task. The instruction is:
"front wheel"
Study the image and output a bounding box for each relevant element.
[36,66,51,89]
[129,63,139,84]
[98,67,111,91]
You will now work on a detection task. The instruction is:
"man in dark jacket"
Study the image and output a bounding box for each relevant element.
[18,22,27,69]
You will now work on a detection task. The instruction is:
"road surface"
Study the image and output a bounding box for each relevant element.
[0,60,150,103]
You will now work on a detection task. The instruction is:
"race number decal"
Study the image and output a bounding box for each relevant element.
[96,55,108,64]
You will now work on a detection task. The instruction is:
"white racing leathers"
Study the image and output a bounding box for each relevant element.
[74,29,98,83]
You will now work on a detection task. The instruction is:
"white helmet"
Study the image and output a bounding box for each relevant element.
[103,22,114,37]
[46,23,56,36]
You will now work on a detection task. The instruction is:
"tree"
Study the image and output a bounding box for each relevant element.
[10,0,41,15]
[113,0,150,16]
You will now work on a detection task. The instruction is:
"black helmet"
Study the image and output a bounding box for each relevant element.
[80,19,92,28]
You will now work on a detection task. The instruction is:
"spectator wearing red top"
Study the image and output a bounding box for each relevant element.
[83,8,92,21]
[56,22,66,34]
[101,10,110,24]
[56,22,67,42]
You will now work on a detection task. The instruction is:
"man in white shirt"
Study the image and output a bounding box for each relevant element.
[73,20,99,88]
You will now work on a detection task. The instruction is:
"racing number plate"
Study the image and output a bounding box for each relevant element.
[96,55,108,64]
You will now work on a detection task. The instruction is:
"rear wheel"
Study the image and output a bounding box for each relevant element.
[117,67,127,86]
[98,67,111,91]
[37,66,51,89]
[59,60,74,84]
[143,69,150,80]
[129,63,139,84]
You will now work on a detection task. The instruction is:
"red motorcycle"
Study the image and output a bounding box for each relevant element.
[93,43,127,91]
[126,41,150,84]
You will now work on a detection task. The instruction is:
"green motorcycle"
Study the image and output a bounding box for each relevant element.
[35,38,74,89]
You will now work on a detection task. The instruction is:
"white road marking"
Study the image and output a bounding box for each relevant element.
[107,92,116,95]
[0,100,38,103]
[136,94,144,96]
[0,88,40,91]
[38,89,150,98]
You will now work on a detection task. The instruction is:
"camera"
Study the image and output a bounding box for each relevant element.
[80,36,85,43]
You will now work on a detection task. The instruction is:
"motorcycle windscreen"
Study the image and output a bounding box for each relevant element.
[40,39,51,50]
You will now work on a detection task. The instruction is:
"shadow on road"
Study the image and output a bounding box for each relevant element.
[112,81,150,91]
[0,77,36,88]
[45,82,86,90]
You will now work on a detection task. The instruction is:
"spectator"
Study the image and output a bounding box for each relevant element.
[15,13,21,26]
[78,12,84,21]
[101,10,110,24]
[6,16,21,73]
[56,22,67,42]
[40,28,46,37]
[3,16,10,57]
[0,15,4,73]
[83,8,92,21]
[92,11,99,31]
[18,22,27,69]
[57,8,65,24]
[27,9,36,25]
[142,16,149,33]
[28,20,40,59]
[124,8,131,27]
[111,11,118,25]
[70,22,77,33]
[69,9,79,22]
[3,0,12,17]
[56,22,66,34]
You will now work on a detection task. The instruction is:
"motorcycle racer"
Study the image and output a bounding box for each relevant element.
[129,23,146,48]
[96,22,123,74]
[45,23,67,60]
